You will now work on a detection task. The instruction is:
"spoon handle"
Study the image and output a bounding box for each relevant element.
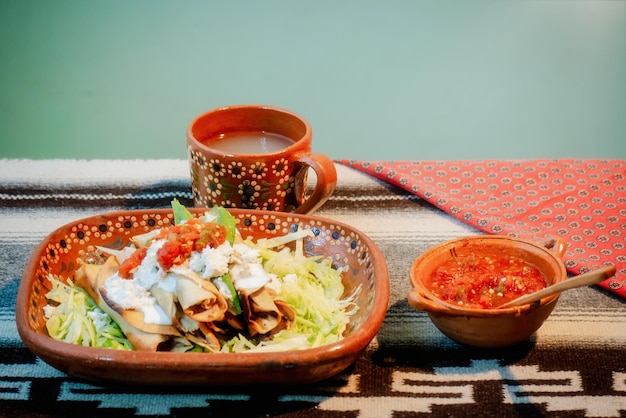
[498,265,616,309]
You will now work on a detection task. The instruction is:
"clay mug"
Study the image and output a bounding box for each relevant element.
[186,105,337,213]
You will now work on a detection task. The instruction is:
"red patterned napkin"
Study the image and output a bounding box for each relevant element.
[339,159,626,299]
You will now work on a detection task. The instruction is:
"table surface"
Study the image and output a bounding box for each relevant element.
[2,1,626,161]
[1,159,626,417]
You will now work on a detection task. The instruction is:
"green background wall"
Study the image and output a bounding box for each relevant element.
[1,0,625,161]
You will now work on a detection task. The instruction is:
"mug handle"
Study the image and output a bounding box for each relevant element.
[294,153,337,214]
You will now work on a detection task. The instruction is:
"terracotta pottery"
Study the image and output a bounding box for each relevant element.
[16,208,389,386]
[187,105,337,214]
[408,235,568,348]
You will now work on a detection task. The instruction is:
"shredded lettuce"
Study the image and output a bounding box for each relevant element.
[272,266,357,348]
[218,238,359,353]
[254,229,315,251]
[44,276,133,350]
[209,206,237,244]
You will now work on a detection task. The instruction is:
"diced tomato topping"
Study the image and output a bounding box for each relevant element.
[118,247,147,279]
[195,223,227,251]
[155,240,178,270]
[150,218,227,271]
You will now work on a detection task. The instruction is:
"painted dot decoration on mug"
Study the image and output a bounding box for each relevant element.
[188,148,299,211]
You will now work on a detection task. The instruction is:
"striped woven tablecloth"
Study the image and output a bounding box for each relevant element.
[1,159,625,418]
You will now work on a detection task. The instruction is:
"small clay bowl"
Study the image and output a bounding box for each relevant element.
[16,208,389,386]
[408,235,568,348]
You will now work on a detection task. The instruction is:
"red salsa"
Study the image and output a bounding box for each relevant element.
[118,218,227,279]
[427,253,546,309]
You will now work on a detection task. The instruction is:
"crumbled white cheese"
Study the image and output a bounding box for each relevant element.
[87,309,109,333]
[189,242,233,279]
[282,273,297,284]
[133,238,167,289]
[103,274,149,310]
[103,273,171,325]
[229,244,271,292]
[232,243,261,265]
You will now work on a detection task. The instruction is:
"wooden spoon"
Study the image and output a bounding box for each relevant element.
[498,265,616,309]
